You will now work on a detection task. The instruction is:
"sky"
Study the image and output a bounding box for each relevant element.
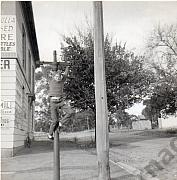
[33,1,177,61]
[32,1,177,115]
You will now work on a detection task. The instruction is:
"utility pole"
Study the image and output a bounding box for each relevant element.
[93,2,110,180]
[53,50,60,180]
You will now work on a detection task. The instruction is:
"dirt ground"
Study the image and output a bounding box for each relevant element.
[1,129,177,180]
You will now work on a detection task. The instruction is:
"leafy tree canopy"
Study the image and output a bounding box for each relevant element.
[34,27,155,131]
[61,28,154,114]
[144,24,177,116]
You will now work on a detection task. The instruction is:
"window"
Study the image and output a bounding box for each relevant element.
[28,50,31,85]
[22,25,26,71]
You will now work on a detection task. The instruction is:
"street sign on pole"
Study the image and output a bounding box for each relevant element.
[93,2,110,180]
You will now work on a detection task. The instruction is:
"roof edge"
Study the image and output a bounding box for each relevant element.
[20,1,40,67]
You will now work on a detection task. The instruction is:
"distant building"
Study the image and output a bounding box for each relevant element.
[158,115,177,129]
[137,115,147,121]
[132,115,152,130]
[1,1,40,157]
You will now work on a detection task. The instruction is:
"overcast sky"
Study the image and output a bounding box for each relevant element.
[32,1,177,115]
[33,1,177,62]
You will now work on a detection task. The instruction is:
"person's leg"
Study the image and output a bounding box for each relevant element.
[49,101,59,136]
[54,102,63,131]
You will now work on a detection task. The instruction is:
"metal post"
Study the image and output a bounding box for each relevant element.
[53,50,60,180]
[93,2,110,180]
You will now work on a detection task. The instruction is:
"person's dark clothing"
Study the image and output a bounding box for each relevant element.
[49,99,73,136]
[48,72,66,97]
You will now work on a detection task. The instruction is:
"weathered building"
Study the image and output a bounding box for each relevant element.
[1,1,40,157]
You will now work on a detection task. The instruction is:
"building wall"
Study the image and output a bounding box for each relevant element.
[14,2,36,147]
[1,1,37,157]
[1,59,16,157]
[158,115,177,129]
[1,1,16,58]
[132,120,152,130]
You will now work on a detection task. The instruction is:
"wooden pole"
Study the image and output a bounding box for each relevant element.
[54,130,60,180]
[53,50,60,180]
[53,50,57,63]
[93,2,110,180]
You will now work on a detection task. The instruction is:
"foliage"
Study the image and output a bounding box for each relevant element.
[34,27,155,131]
[62,32,95,112]
[114,109,134,128]
[165,128,177,135]
[34,65,95,132]
[34,67,51,132]
[34,119,50,132]
[62,109,95,132]
[147,24,177,64]
[144,24,177,117]
[62,30,154,116]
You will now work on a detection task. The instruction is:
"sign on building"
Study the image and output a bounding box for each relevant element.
[1,100,13,115]
[1,15,16,52]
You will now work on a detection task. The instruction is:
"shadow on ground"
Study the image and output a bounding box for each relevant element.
[15,130,177,158]
[15,140,80,156]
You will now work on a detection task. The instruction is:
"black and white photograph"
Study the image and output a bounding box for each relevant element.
[1,1,177,180]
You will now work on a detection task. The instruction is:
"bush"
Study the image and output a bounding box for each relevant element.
[165,128,177,134]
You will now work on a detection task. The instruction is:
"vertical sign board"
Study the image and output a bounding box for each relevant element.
[1,15,16,53]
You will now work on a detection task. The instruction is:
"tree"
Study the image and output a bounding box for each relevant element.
[34,27,154,132]
[34,66,52,132]
[62,30,154,118]
[114,109,132,128]
[147,24,177,62]
[145,24,177,116]
[62,32,95,112]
